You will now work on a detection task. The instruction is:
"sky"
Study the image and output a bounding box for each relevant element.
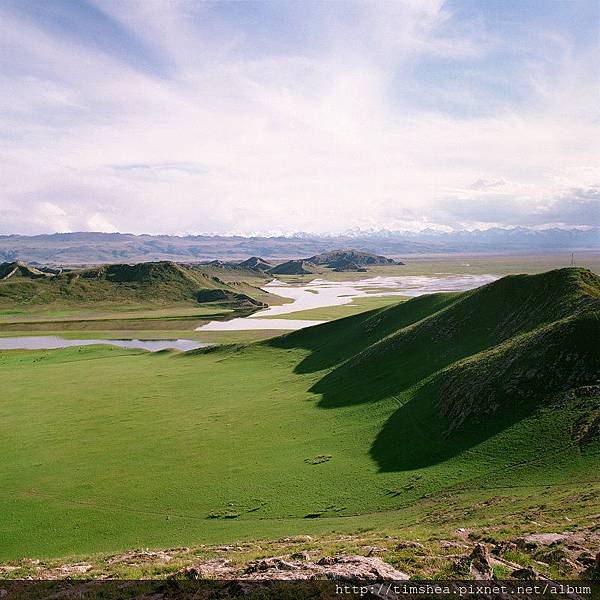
[0,0,599,236]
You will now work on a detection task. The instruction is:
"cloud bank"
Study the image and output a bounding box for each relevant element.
[0,0,598,235]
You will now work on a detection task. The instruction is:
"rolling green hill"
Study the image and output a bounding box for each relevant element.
[306,249,400,266]
[303,267,598,404]
[278,268,599,468]
[0,268,598,560]
[237,256,274,271]
[0,261,273,309]
[267,259,322,275]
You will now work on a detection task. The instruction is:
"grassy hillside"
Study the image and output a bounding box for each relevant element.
[237,256,273,271]
[0,268,598,561]
[0,261,274,309]
[306,249,398,266]
[298,268,599,467]
[267,260,322,275]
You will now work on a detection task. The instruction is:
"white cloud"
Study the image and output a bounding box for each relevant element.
[469,178,507,191]
[87,213,117,232]
[0,1,598,235]
[33,202,70,233]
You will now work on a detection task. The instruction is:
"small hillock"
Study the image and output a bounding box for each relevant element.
[330,260,367,272]
[306,249,399,266]
[266,249,403,273]
[238,257,273,271]
[268,260,321,275]
[195,288,266,308]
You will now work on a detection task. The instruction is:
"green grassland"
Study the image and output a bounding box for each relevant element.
[0,292,402,338]
[0,305,286,345]
[0,268,598,561]
[0,305,233,320]
[0,305,261,343]
[2,481,598,580]
[0,306,231,333]
[0,328,282,344]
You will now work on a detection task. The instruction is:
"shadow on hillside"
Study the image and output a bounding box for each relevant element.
[305,319,597,471]
[302,308,566,469]
[305,351,528,470]
[306,317,485,410]
[268,310,396,375]
[270,269,600,472]
[268,292,459,375]
[368,380,533,471]
[303,321,547,470]
[287,300,504,470]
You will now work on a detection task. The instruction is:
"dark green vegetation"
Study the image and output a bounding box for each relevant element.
[237,256,273,271]
[307,249,403,269]
[267,259,322,275]
[191,260,269,281]
[267,250,403,275]
[0,260,287,343]
[278,268,600,470]
[0,261,275,310]
[0,268,598,561]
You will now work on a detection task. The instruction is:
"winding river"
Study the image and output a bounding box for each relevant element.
[196,273,498,331]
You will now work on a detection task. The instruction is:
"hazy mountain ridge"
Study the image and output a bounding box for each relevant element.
[0,228,597,264]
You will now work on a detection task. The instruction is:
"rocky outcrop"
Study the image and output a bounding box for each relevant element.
[173,559,236,579]
[0,260,51,280]
[314,555,410,581]
[457,544,493,579]
[7,526,599,582]
[170,554,409,581]
[511,566,539,579]
[586,552,600,581]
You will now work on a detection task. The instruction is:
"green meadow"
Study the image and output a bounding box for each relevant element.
[0,268,598,561]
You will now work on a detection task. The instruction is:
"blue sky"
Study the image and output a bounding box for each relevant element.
[0,0,598,235]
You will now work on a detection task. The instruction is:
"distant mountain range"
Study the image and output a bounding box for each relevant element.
[0,228,597,264]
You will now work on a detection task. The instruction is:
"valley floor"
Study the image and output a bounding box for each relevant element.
[0,262,598,580]
[0,341,598,562]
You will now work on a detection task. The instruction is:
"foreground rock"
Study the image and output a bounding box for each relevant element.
[175,558,236,579]
[6,524,599,582]
[173,554,409,581]
[456,543,493,579]
[314,555,410,581]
